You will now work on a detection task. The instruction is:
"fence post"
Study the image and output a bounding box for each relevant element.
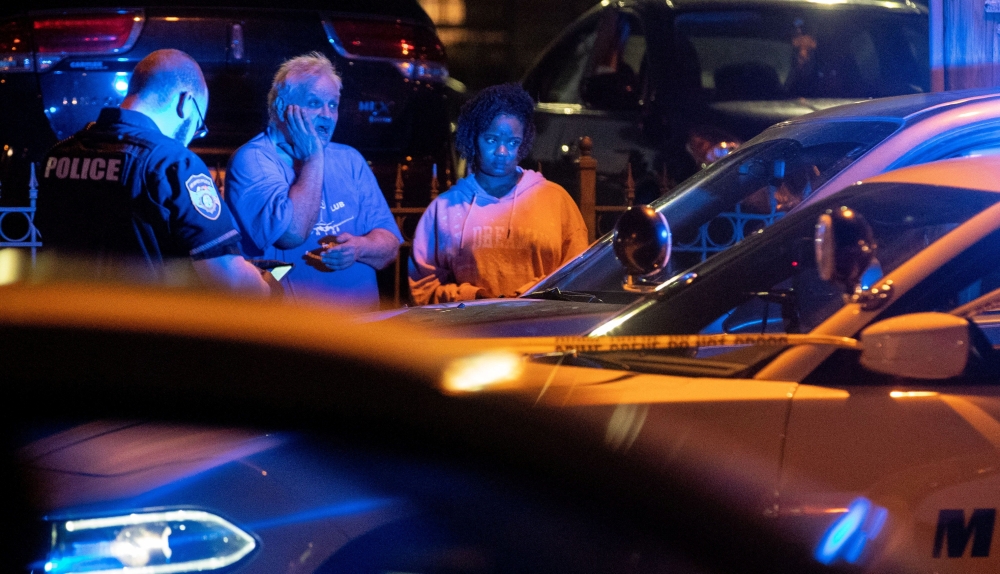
[394,163,404,209]
[659,163,671,196]
[625,162,635,207]
[577,136,597,243]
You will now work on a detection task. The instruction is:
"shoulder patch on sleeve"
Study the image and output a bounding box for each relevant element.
[186,173,222,220]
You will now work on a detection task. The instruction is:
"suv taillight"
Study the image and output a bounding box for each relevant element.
[0,19,33,72]
[0,10,143,73]
[324,18,448,82]
[35,11,143,54]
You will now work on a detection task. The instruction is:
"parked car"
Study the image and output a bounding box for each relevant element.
[2,279,866,574]
[376,88,1000,336]
[444,155,1000,572]
[0,0,455,207]
[521,0,929,206]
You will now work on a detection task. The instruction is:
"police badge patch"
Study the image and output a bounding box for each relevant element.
[186,173,222,220]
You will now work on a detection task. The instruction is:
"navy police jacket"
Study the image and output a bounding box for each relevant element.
[36,107,241,273]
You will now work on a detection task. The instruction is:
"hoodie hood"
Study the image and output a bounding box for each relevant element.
[448,168,546,202]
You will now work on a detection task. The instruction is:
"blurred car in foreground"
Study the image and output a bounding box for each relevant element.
[521,0,929,205]
[441,156,1000,572]
[378,88,1000,336]
[0,0,454,206]
[2,278,863,574]
[12,148,1000,572]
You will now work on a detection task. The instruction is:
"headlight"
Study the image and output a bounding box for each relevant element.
[40,509,256,574]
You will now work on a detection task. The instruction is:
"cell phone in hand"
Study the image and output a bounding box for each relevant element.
[270,264,293,282]
[250,259,294,282]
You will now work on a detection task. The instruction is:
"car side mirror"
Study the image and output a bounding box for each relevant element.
[815,206,877,297]
[859,312,971,379]
[613,205,671,292]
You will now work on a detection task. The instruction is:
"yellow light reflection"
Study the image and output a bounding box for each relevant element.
[589,300,655,336]
[0,248,24,286]
[164,17,179,22]
[442,351,524,393]
[889,391,939,398]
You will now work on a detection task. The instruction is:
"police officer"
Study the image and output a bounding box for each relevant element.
[36,49,268,294]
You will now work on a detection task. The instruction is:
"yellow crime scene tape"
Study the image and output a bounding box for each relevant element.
[437,333,862,355]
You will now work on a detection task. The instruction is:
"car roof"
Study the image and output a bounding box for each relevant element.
[862,155,1000,189]
[772,88,1000,125]
[0,0,431,20]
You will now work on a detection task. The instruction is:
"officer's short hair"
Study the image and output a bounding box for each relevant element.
[128,49,206,107]
[268,52,342,124]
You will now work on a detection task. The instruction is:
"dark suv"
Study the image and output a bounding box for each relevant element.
[522,0,929,207]
[0,0,453,207]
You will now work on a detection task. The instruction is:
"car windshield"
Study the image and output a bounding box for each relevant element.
[527,119,899,303]
[676,8,929,101]
[565,182,1000,377]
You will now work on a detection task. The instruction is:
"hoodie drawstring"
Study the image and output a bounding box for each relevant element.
[458,190,476,253]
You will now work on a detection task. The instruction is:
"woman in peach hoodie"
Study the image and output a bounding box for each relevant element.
[408,84,588,305]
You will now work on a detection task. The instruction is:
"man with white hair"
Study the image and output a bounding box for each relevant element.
[37,49,269,295]
[225,52,402,308]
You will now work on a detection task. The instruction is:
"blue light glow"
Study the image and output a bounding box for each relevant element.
[815,497,888,566]
[859,260,883,290]
[114,72,129,96]
[245,497,396,531]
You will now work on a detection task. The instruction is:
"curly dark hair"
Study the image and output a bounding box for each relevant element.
[455,83,536,171]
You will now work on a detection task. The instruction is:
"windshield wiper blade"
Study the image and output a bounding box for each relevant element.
[523,287,603,303]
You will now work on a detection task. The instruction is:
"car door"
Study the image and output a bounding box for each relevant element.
[521,364,795,518]
[522,6,651,206]
[779,371,1000,571]
[777,236,1000,572]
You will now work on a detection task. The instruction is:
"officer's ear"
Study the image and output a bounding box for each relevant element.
[175,91,191,120]
[274,96,287,120]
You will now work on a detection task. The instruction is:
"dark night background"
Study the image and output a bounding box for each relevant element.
[421,0,598,93]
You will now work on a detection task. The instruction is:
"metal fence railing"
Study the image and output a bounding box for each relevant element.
[0,163,41,265]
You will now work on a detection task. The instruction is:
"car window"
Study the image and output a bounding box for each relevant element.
[526,15,598,104]
[526,8,646,111]
[890,119,1000,168]
[526,120,900,302]
[675,9,929,101]
[584,184,1000,373]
